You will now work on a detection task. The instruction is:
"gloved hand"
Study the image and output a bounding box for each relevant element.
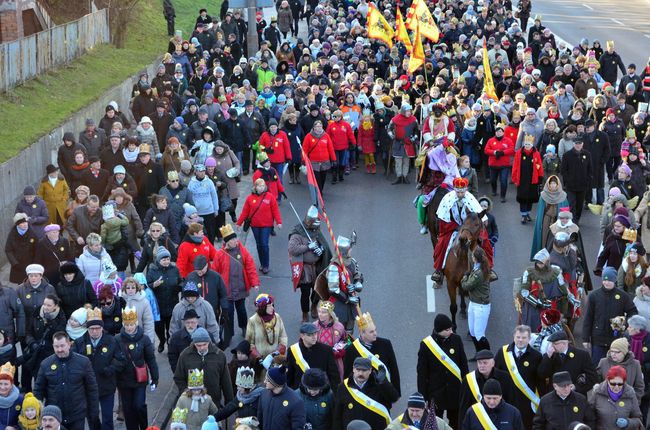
[495,150,504,157]
[150,384,157,392]
[331,162,338,168]
[281,192,288,200]
[313,246,324,256]
[134,251,142,260]
[376,364,387,384]
[615,418,628,428]
[348,295,360,304]
[308,241,319,251]
[266,147,275,154]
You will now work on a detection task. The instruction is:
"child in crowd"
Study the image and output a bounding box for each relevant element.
[18,392,41,430]
[175,370,218,430]
[358,113,377,174]
[458,155,479,195]
[542,144,561,184]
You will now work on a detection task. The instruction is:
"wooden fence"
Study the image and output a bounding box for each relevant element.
[0,9,109,92]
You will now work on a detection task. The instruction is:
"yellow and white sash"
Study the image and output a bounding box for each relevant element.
[471,403,498,430]
[344,378,391,425]
[502,345,540,412]
[423,336,462,381]
[467,370,482,402]
[352,339,391,382]
[395,414,419,429]
[290,343,310,373]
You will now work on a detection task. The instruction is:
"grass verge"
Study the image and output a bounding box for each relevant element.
[0,0,217,163]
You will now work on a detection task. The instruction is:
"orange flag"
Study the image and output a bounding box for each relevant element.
[395,8,412,53]
[405,0,441,43]
[408,20,425,74]
[366,2,394,48]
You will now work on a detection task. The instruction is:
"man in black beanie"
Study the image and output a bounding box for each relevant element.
[533,371,595,429]
[417,314,468,428]
[461,379,524,429]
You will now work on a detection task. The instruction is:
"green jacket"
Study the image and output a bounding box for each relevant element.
[461,267,491,304]
[100,216,128,246]
[255,67,276,91]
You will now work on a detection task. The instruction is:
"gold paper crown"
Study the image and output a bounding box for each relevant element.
[622,228,637,242]
[138,143,152,154]
[219,224,236,240]
[171,407,188,424]
[0,362,15,380]
[187,368,204,389]
[122,306,138,325]
[87,307,102,321]
[626,128,636,139]
[318,300,335,312]
[355,312,375,332]
[524,134,536,144]
[606,40,614,50]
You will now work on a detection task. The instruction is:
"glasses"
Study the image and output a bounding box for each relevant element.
[169,179,179,183]
[608,382,625,387]
[150,229,161,233]
[100,300,112,305]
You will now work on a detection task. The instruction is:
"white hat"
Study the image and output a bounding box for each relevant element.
[139,116,152,125]
[26,264,45,275]
[102,204,115,221]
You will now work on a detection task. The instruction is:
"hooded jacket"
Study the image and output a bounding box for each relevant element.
[123,291,156,344]
[55,264,98,319]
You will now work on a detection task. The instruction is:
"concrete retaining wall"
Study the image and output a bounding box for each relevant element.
[0,60,158,267]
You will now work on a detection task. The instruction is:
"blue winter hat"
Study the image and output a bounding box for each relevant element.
[183,281,200,297]
[183,203,198,217]
[174,116,184,125]
[191,326,211,343]
[546,144,556,154]
[277,94,287,103]
[267,365,288,386]
[133,272,147,287]
[602,267,618,282]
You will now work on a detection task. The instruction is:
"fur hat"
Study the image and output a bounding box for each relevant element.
[301,368,328,391]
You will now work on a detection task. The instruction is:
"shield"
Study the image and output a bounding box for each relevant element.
[314,268,330,300]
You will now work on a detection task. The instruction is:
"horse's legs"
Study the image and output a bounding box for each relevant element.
[459,293,468,319]
[448,283,458,329]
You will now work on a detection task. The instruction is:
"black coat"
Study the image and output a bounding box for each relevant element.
[282,123,305,164]
[287,340,340,390]
[0,286,25,342]
[167,328,192,372]
[532,390,595,430]
[516,148,541,204]
[582,130,611,188]
[332,374,399,430]
[25,307,67,374]
[417,333,469,410]
[73,331,126,397]
[537,346,598,395]
[596,232,631,272]
[115,326,159,388]
[58,142,87,182]
[560,148,592,192]
[582,286,637,346]
[5,226,37,284]
[461,399,524,430]
[135,233,178,273]
[101,297,126,336]
[151,112,175,153]
[102,173,138,202]
[133,161,166,211]
[81,168,111,198]
[55,265,98,320]
[219,118,252,152]
[343,337,401,397]
[494,343,543,428]
[34,236,73,287]
[599,51,626,85]
[458,368,515,428]
[145,261,181,318]
[99,147,127,175]
[33,352,100,424]
[143,207,179,244]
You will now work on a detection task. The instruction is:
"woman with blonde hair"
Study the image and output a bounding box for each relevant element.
[313,301,346,379]
[121,277,156,343]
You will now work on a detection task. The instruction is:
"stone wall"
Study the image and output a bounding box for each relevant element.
[0,60,158,267]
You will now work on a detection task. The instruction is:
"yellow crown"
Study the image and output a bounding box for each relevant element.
[606,40,614,50]
[318,301,335,313]
[188,368,204,389]
[87,307,102,322]
[0,362,15,380]
[524,134,536,145]
[623,228,637,242]
[219,224,236,240]
[626,128,636,139]
[122,306,138,325]
[355,312,375,332]
[171,407,188,424]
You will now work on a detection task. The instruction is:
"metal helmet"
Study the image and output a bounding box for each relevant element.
[336,231,357,256]
[553,231,571,248]
[304,205,320,229]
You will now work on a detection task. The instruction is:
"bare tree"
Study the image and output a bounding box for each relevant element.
[107,0,141,48]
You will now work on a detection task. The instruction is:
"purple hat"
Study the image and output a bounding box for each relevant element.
[618,164,632,177]
[613,214,631,228]
[44,224,60,233]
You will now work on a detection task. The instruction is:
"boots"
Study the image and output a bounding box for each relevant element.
[366,164,371,173]
[469,337,480,361]
[431,270,443,284]
[289,169,295,184]
[371,163,376,174]
[392,176,403,185]
[310,302,318,319]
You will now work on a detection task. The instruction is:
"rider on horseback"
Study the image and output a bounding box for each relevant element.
[431,177,497,285]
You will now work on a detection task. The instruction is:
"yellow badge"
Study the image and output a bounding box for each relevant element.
[321,402,327,408]
[348,403,354,409]
[569,352,575,358]
[148,169,153,173]
[102,347,108,353]
[582,155,586,159]
[523,156,527,160]
[239,402,243,408]
[449,348,455,354]
[60,247,65,251]
[596,139,600,142]
[193,248,198,253]
[114,317,120,322]
[253,199,257,204]
[123,183,127,188]
[619,401,625,407]
[51,364,57,370]
[26,294,31,299]
[615,294,621,300]
[524,361,529,367]
[643,347,648,353]
[30,238,34,243]
[15,405,20,411]
[129,344,135,350]
[32,204,37,208]
[283,400,289,407]
[573,406,579,413]
[217,161,221,165]
[175,195,179,199]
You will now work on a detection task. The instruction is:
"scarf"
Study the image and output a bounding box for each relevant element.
[102,300,116,316]
[0,343,13,357]
[311,129,325,139]
[540,176,567,205]
[67,323,87,340]
[72,162,90,171]
[189,235,203,244]
[16,226,27,236]
[88,248,103,260]
[0,385,19,408]
[608,385,624,401]
[123,148,140,163]
[190,393,206,412]
[40,306,60,321]
[237,386,265,405]
[48,176,58,187]
[630,331,647,363]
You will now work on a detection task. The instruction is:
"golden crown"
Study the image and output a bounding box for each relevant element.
[219,223,236,239]
[0,362,15,379]
[355,312,375,332]
[171,407,188,424]
[87,307,103,323]
[524,134,536,144]
[319,301,335,312]
[187,368,204,389]
[606,40,614,50]
[122,306,138,325]
[626,128,636,139]
[623,228,637,242]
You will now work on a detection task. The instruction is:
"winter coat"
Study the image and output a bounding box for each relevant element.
[332,374,399,430]
[58,142,87,181]
[33,351,99,424]
[73,331,125,397]
[76,246,111,286]
[296,387,333,430]
[211,242,260,299]
[115,326,159,388]
[176,234,217,278]
[589,382,643,430]
[102,296,126,336]
[143,206,180,244]
[532,390,595,430]
[326,120,356,152]
[166,124,192,148]
[561,148,593,192]
[258,385,306,430]
[282,123,306,164]
[220,118,252,153]
[25,307,67,373]
[78,128,107,158]
[600,51,626,85]
[102,174,138,202]
[302,132,336,164]
[596,232,631,272]
[0,388,23,429]
[32,236,71,289]
[5,227,37,284]
[170,297,220,342]
[252,167,284,200]
[159,184,194,226]
[236,191,282,228]
[55,265,98,319]
[246,313,288,358]
[187,176,219,216]
[583,129,611,188]
[597,353,645,402]
[212,146,241,200]
[99,147,127,175]
[461,400,524,430]
[583,286,637,347]
[175,392,219,430]
[135,232,177,273]
[0,286,25,342]
[37,175,70,225]
[123,291,156,343]
[512,147,544,204]
[145,262,181,318]
[81,168,112,198]
[16,281,57,336]
[260,130,292,163]
[133,161,166,209]
[185,269,228,314]
[174,342,233,405]
[15,196,49,239]
[116,199,144,252]
[277,6,293,33]
[602,119,626,156]
[633,287,650,321]
[287,340,339,390]
[240,110,267,147]
[65,205,103,246]
[485,135,515,167]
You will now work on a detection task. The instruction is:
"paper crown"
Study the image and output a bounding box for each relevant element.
[138,143,152,154]
[318,300,335,312]
[187,368,204,389]
[623,228,638,242]
[355,312,375,332]
[235,366,255,389]
[122,306,138,325]
[219,224,237,241]
[626,128,636,139]
[0,362,15,381]
[524,134,536,145]
[87,307,103,323]
[606,40,614,50]
[102,204,115,220]
[171,407,188,425]
[453,177,469,190]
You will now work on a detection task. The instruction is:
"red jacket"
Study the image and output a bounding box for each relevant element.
[259,130,291,164]
[326,120,356,151]
[484,136,515,167]
[504,125,519,146]
[236,191,282,228]
[357,125,376,154]
[512,147,544,186]
[302,132,336,163]
[252,168,285,199]
[211,241,260,293]
[176,236,218,278]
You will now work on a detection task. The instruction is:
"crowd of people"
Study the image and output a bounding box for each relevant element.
[2,0,650,429]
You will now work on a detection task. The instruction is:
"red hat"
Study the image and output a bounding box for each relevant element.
[606,108,615,117]
[540,309,561,325]
[453,177,469,190]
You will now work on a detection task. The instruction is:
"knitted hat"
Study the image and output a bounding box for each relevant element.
[407,392,426,409]
[71,307,88,326]
[133,272,148,287]
[23,185,36,196]
[20,392,41,417]
[156,247,171,262]
[618,163,632,177]
[193,254,208,270]
[610,337,629,355]
[191,327,211,343]
[201,416,218,430]
[41,405,62,423]
[267,365,288,386]
[602,266,618,282]
[180,159,192,171]
[483,378,502,395]
[183,203,198,217]
[612,214,631,228]
[25,264,45,275]
[60,261,79,275]
[434,314,453,333]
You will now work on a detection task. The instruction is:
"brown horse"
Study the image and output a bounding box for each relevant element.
[443,212,484,328]
[425,187,450,248]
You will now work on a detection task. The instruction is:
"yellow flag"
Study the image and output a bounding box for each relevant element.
[395,8,412,53]
[366,3,394,48]
[481,39,498,101]
[408,20,425,74]
[405,0,440,43]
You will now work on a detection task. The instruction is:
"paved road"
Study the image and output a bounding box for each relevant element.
[532,0,648,69]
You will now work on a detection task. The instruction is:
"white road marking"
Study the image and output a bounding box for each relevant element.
[611,18,625,25]
[426,275,437,313]
[582,3,594,9]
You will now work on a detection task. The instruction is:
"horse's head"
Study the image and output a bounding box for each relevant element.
[458,212,483,249]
